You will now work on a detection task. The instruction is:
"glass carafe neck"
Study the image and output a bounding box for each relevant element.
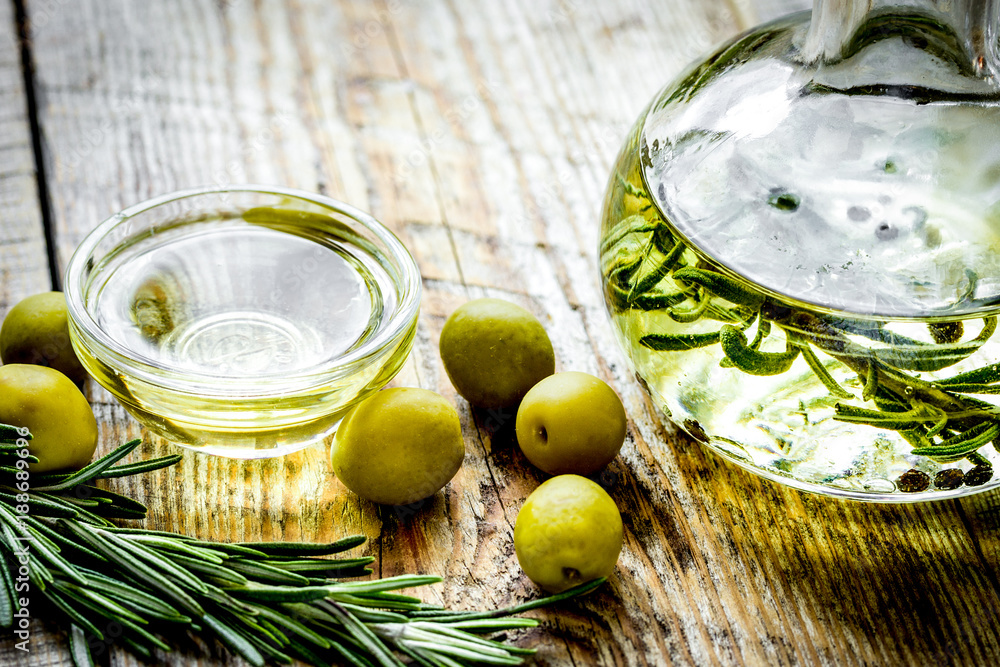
[802,0,1000,82]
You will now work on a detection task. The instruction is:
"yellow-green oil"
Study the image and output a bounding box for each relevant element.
[75,212,414,458]
[600,129,1000,496]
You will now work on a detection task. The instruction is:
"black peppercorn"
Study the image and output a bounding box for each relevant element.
[897,469,930,492]
[963,465,993,487]
[933,468,964,490]
[928,321,963,344]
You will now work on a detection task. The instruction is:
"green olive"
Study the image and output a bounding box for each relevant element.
[514,474,623,593]
[439,298,555,408]
[331,388,465,505]
[1,292,87,384]
[0,364,98,472]
[515,372,627,475]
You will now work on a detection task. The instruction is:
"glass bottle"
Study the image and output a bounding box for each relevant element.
[600,0,1000,500]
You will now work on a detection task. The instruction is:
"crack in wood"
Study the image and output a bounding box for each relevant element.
[12,0,59,290]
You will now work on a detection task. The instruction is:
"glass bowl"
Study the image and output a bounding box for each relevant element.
[65,185,421,458]
[599,1,1000,501]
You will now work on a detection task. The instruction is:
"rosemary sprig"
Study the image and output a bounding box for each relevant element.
[0,429,595,666]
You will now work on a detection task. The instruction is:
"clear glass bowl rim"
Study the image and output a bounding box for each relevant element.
[64,184,422,394]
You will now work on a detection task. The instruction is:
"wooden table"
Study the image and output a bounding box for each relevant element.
[4,0,1000,665]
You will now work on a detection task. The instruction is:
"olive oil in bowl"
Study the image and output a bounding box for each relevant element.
[66,187,421,458]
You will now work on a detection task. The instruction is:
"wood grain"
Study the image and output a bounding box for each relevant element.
[2,0,1000,665]
[0,0,48,307]
[0,2,72,664]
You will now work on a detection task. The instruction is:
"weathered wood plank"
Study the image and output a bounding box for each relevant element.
[0,0,49,308]
[0,2,63,663]
[367,0,1000,665]
[4,0,1000,666]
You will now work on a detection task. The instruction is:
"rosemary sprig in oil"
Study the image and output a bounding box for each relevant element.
[601,183,999,480]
